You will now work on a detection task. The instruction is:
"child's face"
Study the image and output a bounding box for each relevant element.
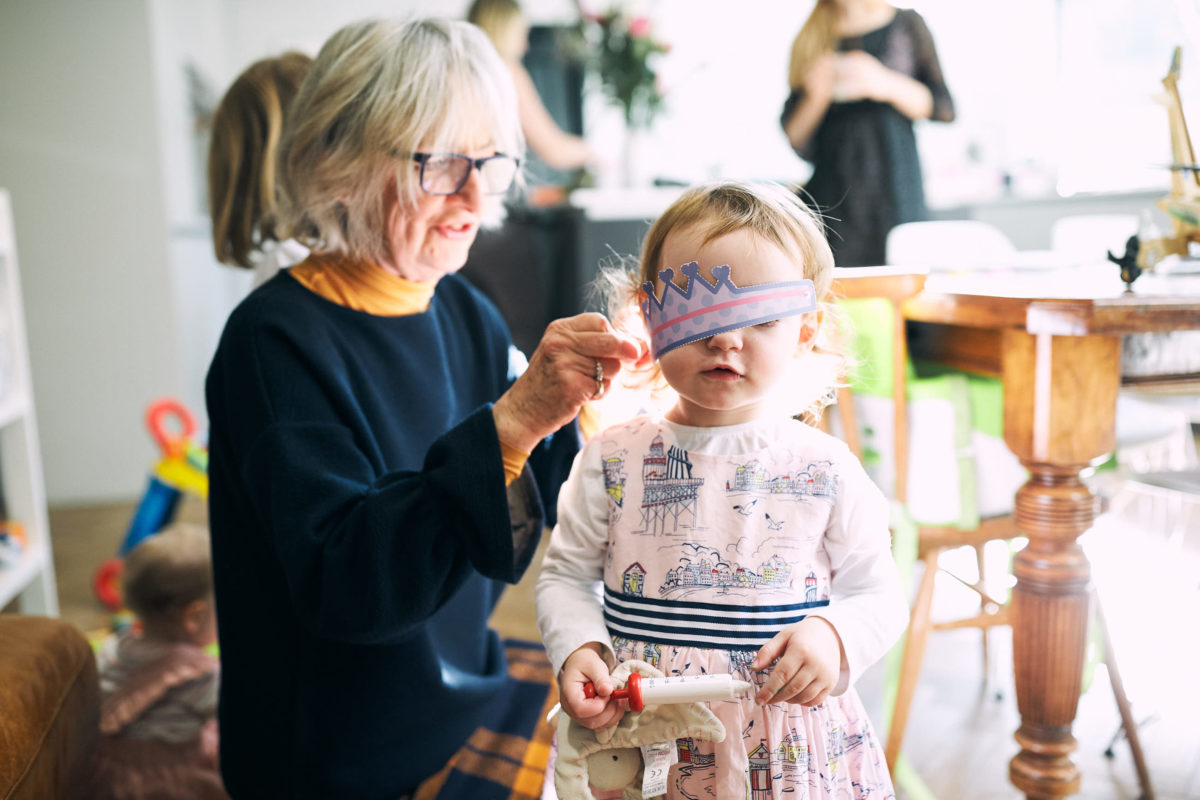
[654,226,818,427]
[184,595,219,648]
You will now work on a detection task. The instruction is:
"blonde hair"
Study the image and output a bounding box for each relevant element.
[208,51,312,269]
[603,180,843,418]
[122,522,214,627]
[638,180,833,296]
[276,17,523,262]
[787,0,838,90]
[467,0,524,55]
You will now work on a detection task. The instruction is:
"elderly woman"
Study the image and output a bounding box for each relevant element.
[205,17,636,798]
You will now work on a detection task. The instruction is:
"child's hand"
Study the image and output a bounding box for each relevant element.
[751,617,843,707]
[559,643,625,730]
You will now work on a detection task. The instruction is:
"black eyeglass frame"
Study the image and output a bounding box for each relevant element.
[410,152,522,196]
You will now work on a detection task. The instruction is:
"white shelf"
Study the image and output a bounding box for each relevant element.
[0,544,45,610]
[0,392,28,429]
[0,188,57,616]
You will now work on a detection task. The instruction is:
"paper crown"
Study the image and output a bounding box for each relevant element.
[640,262,817,358]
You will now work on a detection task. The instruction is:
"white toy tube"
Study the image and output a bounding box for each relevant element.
[584,672,753,712]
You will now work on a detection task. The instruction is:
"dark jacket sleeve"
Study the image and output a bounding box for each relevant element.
[905,9,955,123]
[208,303,539,646]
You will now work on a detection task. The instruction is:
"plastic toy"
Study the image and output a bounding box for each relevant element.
[547,671,751,722]
[0,468,26,568]
[0,520,24,568]
[93,398,208,609]
[583,672,752,712]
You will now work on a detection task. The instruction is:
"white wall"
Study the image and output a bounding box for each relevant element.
[0,0,181,504]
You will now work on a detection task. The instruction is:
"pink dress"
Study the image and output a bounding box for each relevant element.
[539,417,905,799]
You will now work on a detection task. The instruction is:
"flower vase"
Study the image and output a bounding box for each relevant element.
[620,126,644,188]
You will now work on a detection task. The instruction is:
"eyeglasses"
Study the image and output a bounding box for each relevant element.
[411,152,521,196]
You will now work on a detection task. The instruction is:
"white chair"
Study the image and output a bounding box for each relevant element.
[1050,213,1139,265]
[1102,393,1200,551]
[885,220,1017,270]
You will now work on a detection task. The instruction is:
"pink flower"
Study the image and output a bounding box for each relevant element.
[628,15,652,38]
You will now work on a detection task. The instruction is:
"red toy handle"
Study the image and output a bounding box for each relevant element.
[583,671,644,712]
[145,397,197,460]
[94,556,125,611]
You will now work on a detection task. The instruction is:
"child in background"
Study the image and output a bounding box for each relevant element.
[207,51,312,287]
[467,0,596,172]
[89,522,227,800]
[536,180,907,798]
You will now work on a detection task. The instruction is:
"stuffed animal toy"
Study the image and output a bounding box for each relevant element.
[554,660,726,800]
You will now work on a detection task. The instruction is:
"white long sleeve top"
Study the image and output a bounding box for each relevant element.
[536,415,908,696]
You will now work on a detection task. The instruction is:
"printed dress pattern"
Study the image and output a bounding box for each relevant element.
[598,419,895,800]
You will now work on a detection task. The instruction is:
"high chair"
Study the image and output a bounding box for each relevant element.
[828,268,1155,800]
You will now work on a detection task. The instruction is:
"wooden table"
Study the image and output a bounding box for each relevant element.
[899,265,1200,799]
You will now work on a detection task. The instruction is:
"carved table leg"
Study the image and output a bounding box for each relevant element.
[1001,330,1120,799]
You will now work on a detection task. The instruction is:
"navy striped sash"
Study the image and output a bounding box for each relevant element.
[603,585,830,651]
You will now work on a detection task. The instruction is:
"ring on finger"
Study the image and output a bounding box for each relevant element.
[593,360,605,399]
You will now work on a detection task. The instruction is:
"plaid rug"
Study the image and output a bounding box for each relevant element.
[410,639,558,800]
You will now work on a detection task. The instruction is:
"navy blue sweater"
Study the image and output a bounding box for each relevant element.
[205,272,576,797]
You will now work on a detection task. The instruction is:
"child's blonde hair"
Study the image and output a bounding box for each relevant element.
[122,522,214,628]
[638,179,833,295]
[601,179,844,418]
[208,51,313,269]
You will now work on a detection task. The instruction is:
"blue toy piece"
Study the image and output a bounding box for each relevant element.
[120,475,183,557]
[94,398,208,610]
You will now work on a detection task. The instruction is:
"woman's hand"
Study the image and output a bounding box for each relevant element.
[832,50,893,103]
[834,50,934,119]
[493,313,640,453]
[751,617,844,707]
[559,643,626,730]
[802,52,838,104]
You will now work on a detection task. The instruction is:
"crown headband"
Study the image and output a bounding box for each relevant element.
[640,262,817,359]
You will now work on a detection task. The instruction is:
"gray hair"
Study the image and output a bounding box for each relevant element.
[277,17,523,261]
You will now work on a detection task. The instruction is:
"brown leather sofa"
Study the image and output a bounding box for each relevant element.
[0,614,99,800]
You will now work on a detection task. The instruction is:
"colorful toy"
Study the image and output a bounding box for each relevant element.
[0,465,26,568]
[583,672,752,713]
[0,520,25,568]
[93,398,208,610]
[547,671,751,722]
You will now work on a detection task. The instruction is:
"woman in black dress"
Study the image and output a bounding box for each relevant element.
[782,0,955,267]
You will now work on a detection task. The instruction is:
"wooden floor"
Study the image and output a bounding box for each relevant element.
[44,484,1200,800]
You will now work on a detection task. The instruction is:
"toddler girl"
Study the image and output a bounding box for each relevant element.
[90,522,227,799]
[536,179,907,798]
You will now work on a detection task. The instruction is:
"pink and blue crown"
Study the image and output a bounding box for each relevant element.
[640,262,817,358]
